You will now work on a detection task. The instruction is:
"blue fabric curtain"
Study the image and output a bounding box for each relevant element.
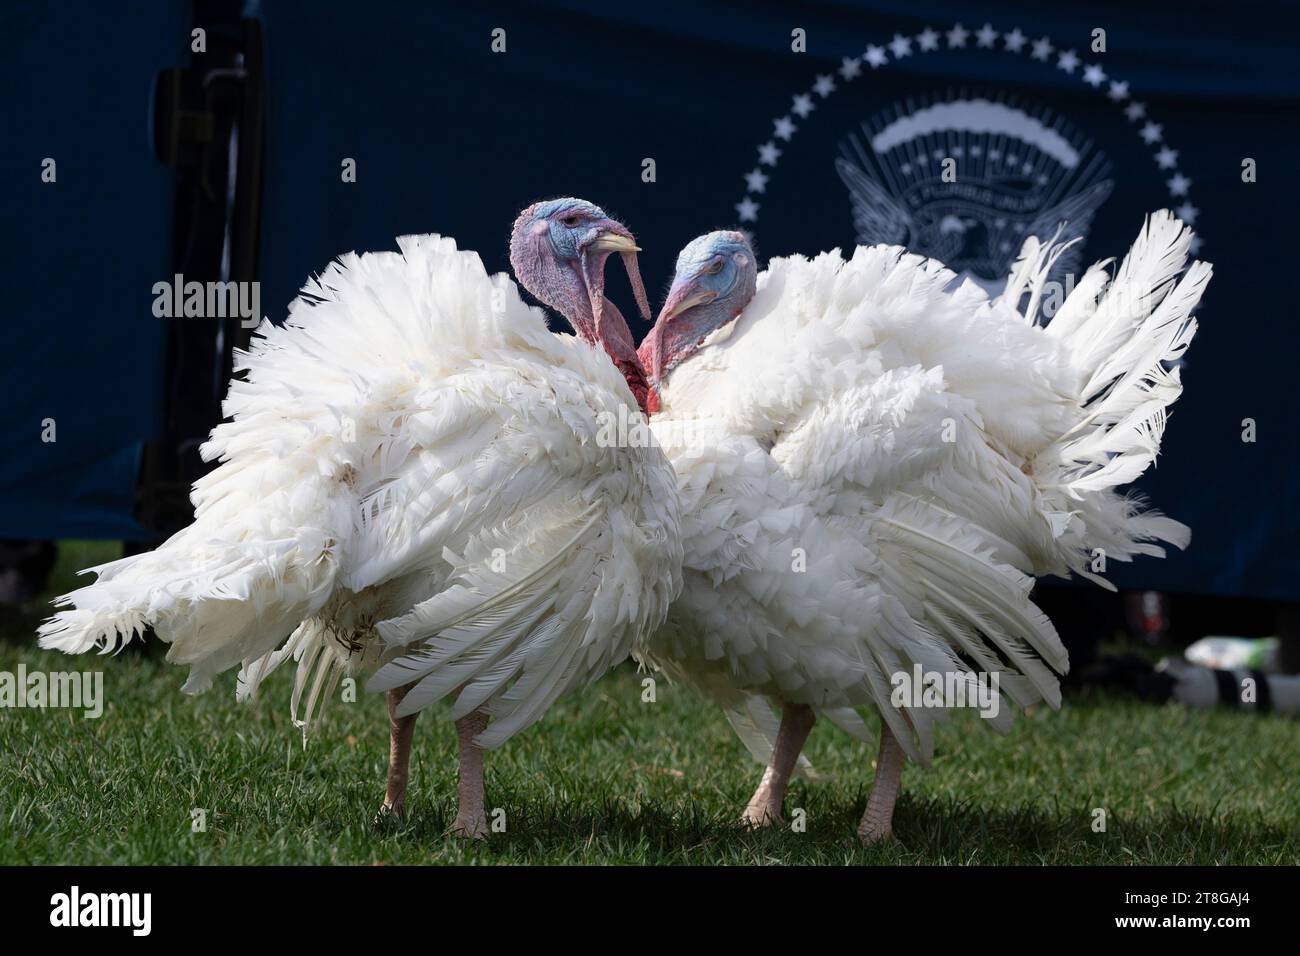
[7,1,1298,599]
[2,2,189,538]
[253,1,1300,601]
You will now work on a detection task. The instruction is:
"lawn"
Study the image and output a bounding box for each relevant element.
[0,543,1295,865]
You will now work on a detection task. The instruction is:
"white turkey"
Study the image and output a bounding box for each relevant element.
[638,212,1210,843]
[39,198,682,838]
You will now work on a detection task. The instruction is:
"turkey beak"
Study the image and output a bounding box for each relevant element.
[587,227,640,256]
[588,220,651,323]
[658,275,716,324]
[583,220,651,330]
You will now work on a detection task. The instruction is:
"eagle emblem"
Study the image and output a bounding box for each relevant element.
[836,95,1113,294]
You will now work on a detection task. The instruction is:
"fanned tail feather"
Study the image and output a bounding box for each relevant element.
[38,488,345,696]
[1003,210,1211,581]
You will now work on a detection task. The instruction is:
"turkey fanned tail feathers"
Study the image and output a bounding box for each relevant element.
[647,210,1207,765]
[1000,209,1209,586]
[37,466,349,696]
[39,233,681,748]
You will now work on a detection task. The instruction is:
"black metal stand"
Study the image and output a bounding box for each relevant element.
[138,12,264,548]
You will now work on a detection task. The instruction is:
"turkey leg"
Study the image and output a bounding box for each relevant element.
[741,702,815,827]
[377,683,419,822]
[451,708,490,839]
[857,721,906,845]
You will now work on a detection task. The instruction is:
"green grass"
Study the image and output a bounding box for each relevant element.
[0,542,1296,865]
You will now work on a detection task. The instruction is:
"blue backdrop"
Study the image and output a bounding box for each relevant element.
[5,0,1298,599]
[4,3,189,537]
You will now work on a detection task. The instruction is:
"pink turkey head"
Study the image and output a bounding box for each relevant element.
[639,230,757,412]
[509,198,651,344]
[510,198,653,411]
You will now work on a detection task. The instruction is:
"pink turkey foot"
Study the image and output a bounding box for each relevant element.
[742,767,786,828]
[450,812,489,840]
[740,702,814,829]
[375,684,418,826]
[449,708,490,840]
[857,722,905,845]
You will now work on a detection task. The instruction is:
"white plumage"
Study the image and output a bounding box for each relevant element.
[40,220,680,833]
[641,211,1209,840]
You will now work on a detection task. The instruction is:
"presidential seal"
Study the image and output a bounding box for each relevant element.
[733,21,1203,290]
[835,94,1113,293]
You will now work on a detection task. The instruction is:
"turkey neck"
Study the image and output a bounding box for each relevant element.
[596,297,651,415]
[577,245,652,416]
[565,289,651,416]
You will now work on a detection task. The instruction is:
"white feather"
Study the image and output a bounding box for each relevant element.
[40,233,682,747]
[646,210,1208,765]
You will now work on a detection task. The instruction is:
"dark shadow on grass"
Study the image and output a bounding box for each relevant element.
[329,785,1299,865]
